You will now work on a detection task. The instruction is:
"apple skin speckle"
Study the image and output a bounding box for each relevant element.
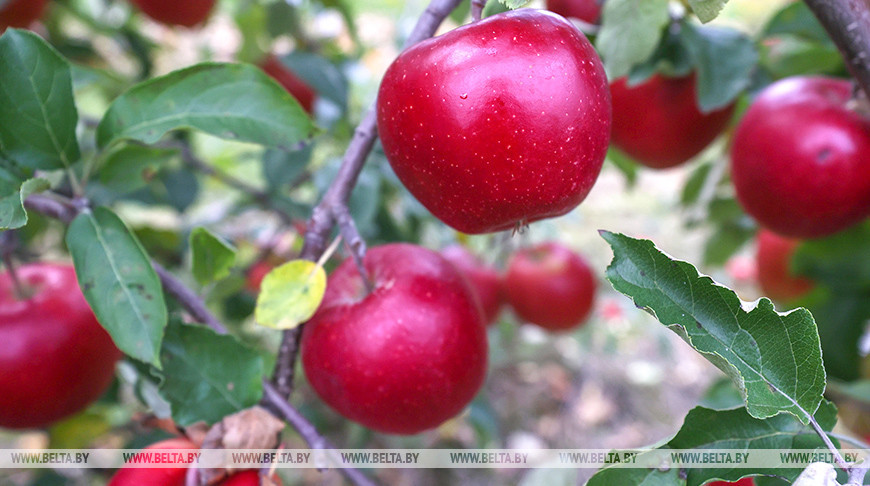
[377,9,611,234]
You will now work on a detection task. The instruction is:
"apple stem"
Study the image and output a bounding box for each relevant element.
[803,0,870,100]
[333,207,375,294]
[471,0,486,21]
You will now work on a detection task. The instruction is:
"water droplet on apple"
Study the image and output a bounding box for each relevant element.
[460,93,468,99]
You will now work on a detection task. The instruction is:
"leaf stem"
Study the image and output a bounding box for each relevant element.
[805,412,850,471]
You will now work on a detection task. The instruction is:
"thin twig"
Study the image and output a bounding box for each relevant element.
[271,0,466,400]
[172,143,299,226]
[261,382,378,486]
[153,262,228,334]
[803,0,870,99]
[472,0,486,21]
[23,194,77,224]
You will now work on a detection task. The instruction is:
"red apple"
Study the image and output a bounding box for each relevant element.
[245,260,273,293]
[377,9,611,234]
[0,263,122,429]
[0,0,47,31]
[108,437,197,486]
[546,0,602,24]
[755,229,814,302]
[130,0,215,27]
[706,479,755,486]
[505,242,596,331]
[610,73,735,169]
[731,76,870,238]
[301,244,488,434]
[259,55,317,115]
[441,244,504,325]
[108,437,283,486]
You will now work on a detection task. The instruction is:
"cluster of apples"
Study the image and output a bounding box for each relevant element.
[547,0,868,304]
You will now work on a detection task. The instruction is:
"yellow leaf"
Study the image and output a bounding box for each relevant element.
[254,260,326,330]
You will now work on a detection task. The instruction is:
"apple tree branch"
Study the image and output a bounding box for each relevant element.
[804,0,870,99]
[271,0,466,399]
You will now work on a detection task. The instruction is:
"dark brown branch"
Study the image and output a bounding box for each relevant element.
[271,0,466,399]
[261,383,377,486]
[153,262,228,334]
[804,0,870,98]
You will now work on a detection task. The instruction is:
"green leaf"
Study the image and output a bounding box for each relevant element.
[601,231,825,424]
[627,29,695,84]
[96,63,316,150]
[450,0,471,24]
[159,323,264,426]
[682,23,758,112]
[483,0,510,17]
[48,409,114,449]
[262,145,312,193]
[763,1,832,44]
[499,0,532,8]
[790,223,870,381]
[98,144,179,195]
[589,403,838,486]
[190,227,237,286]
[795,289,867,382]
[587,464,680,486]
[0,29,81,170]
[669,404,837,484]
[698,377,744,410]
[606,148,638,188]
[597,0,670,79]
[278,52,349,112]
[319,0,361,48]
[760,36,844,79]
[255,259,326,330]
[793,222,870,292]
[0,174,49,230]
[66,207,167,367]
[687,0,727,23]
[680,161,712,205]
[702,222,754,267]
